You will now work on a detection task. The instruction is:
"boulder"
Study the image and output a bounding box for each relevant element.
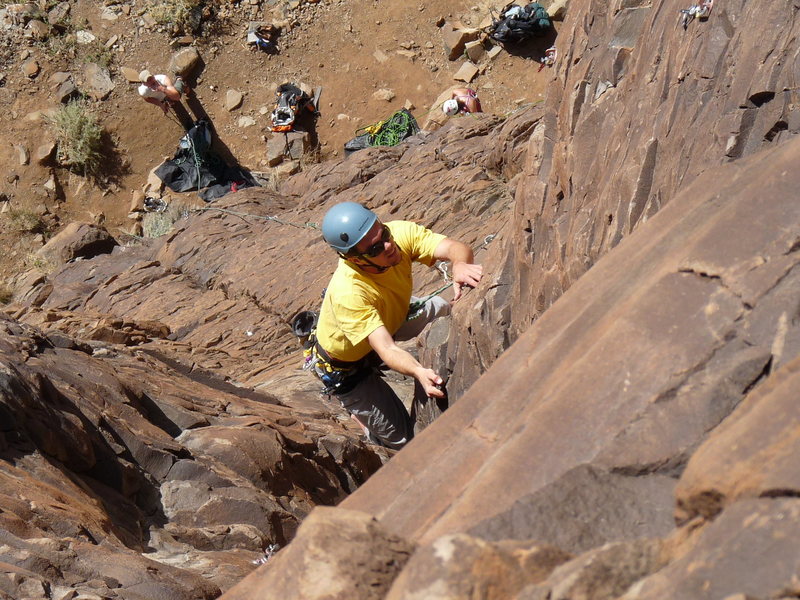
[464,39,486,63]
[35,141,57,164]
[169,47,203,80]
[35,222,118,266]
[675,355,800,523]
[21,58,39,78]
[220,507,414,600]
[47,1,69,25]
[24,19,49,39]
[275,159,300,177]
[14,144,29,166]
[530,539,667,600]
[441,21,480,61]
[267,131,308,165]
[55,79,80,103]
[372,88,396,102]
[75,29,96,44]
[621,499,800,600]
[83,63,114,100]
[119,66,141,83]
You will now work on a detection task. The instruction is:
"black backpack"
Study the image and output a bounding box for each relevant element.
[490,2,552,44]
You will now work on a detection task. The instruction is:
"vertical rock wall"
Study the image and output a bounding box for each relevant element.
[443,0,800,398]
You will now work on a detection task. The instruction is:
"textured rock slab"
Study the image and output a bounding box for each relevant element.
[675,355,800,523]
[343,133,800,547]
[522,538,667,600]
[467,465,675,554]
[620,499,800,600]
[385,534,570,600]
[0,311,380,594]
[221,507,415,600]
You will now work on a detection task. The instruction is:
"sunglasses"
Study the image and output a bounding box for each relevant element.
[353,225,393,258]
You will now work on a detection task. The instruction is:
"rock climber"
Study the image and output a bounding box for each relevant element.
[311,202,482,449]
[442,87,483,116]
[138,70,191,115]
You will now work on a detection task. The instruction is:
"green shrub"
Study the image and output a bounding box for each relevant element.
[82,40,114,68]
[148,0,204,33]
[47,101,103,177]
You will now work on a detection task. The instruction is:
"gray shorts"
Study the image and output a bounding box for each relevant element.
[335,295,450,450]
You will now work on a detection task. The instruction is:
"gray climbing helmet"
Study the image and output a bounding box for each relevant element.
[321,202,377,253]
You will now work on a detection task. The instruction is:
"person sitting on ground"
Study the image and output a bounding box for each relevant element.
[138,70,190,114]
[311,202,483,450]
[442,87,483,116]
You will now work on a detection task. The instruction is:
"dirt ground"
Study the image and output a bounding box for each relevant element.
[0,0,554,291]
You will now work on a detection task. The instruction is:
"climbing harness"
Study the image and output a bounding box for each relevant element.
[270,83,319,133]
[301,332,370,394]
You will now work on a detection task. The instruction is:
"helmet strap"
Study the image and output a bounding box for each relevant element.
[342,252,389,273]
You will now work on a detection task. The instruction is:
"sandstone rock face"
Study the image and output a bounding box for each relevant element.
[344,134,800,549]
[5,0,800,597]
[385,534,571,600]
[674,355,800,523]
[224,507,414,600]
[445,0,800,398]
[0,310,383,596]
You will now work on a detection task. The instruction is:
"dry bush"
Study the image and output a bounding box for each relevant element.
[142,202,191,238]
[47,101,103,177]
[7,209,44,233]
[148,0,205,34]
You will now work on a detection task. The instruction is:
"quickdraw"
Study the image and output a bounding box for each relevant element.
[407,233,497,320]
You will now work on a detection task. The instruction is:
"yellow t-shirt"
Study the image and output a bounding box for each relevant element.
[315,220,445,362]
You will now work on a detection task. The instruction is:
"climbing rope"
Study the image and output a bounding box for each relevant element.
[373,111,415,146]
[407,232,498,319]
[194,206,319,230]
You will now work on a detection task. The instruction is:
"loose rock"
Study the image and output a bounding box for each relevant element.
[453,61,479,83]
[22,59,40,78]
[226,89,244,111]
[76,30,96,44]
[36,141,56,165]
[373,88,396,102]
